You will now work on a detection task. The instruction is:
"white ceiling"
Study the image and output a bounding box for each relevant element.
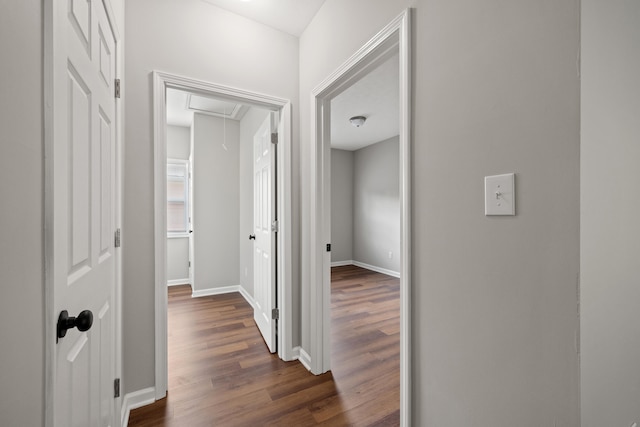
[200,0,327,37]
[168,0,398,148]
[331,53,400,151]
[166,89,248,127]
[167,54,400,149]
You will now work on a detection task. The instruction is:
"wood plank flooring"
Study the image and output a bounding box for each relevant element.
[128,265,399,426]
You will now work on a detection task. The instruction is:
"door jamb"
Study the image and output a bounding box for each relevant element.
[152,72,294,400]
[308,9,412,426]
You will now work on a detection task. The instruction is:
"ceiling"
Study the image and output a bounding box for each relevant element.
[166,89,249,127]
[166,54,399,150]
[200,0,327,37]
[167,0,398,149]
[330,53,400,151]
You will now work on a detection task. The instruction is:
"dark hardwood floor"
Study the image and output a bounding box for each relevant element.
[128,265,399,426]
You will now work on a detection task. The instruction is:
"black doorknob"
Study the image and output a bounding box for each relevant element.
[57,310,93,342]
[249,234,255,240]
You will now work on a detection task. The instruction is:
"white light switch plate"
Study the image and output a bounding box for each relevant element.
[485,173,515,215]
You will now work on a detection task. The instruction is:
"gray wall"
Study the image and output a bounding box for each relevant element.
[167,237,189,283]
[124,0,299,395]
[331,138,400,273]
[166,125,191,160]
[167,125,191,283]
[353,137,400,273]
[330,149,354,262]
[193,113,240,291]
[300,1,580,425]
[581,1,640,425]
[0,1,44,425]
[239,108,271,297]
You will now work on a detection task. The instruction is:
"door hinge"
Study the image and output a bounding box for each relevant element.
[114,79,121,98]
[114,228,121,248]
[114,378,120,398]
[271,308,279,320]
[271,133,278,144]
[188,261,191,268]
[326,243,331,252]
[271,220,279,233]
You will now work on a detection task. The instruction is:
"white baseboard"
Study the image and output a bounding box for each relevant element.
[330,260,401,278]
[192,284,255,310]
[298,347,312,372]
[238,285,256,309]
[286,345,301,362]
[352,260,400,278]
[331,259,354,267]
[191,285,239,298]
[121,387,155,427]
[167,279,190,286]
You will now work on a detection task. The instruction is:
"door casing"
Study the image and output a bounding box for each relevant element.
[152,71,294,400]
[308,9,412,427]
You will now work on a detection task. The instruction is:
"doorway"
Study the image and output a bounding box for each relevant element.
[152,72,295,400]
[328,50,402,422]
[308,9,412,426]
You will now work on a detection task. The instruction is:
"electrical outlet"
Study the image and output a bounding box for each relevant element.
[388,251,393,259]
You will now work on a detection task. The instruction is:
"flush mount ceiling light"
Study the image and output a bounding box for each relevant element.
[349,116,367,127]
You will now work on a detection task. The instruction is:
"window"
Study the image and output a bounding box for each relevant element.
[167,160,189,234]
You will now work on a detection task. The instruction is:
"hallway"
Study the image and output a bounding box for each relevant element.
[128,265,399,426]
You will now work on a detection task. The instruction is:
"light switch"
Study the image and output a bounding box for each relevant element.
[485,173,515,216]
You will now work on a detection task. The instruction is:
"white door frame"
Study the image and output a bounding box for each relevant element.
[308,9,412,426]
[152,71,294,400]
[44,0,124,425]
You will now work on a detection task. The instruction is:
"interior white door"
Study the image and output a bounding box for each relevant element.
[188,156,194,286]
[253,114,277,353]
[52,1,118,426]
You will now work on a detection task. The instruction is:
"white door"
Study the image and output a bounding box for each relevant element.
[188,154,194,286]
[253,114,277,352]
[52,0,118,426]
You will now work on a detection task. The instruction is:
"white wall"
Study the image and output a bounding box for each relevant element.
[353,136,400,273]
[124,0,299,394]
[239,108,271,297]
[581,1,640,425]
[330,149,354,262]
[0,1,44,425]
[192,113,240,292]
[300,1,580,425]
